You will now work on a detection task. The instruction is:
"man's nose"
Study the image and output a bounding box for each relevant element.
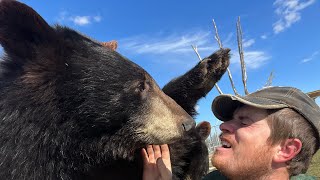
[219,121,235,133]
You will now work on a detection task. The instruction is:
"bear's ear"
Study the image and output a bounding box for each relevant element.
[0,0,55,58]
[196,121,211,140]
[101,40,118,51]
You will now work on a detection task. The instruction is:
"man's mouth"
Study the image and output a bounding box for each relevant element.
[221,140,231,148]
[220,137,232,148]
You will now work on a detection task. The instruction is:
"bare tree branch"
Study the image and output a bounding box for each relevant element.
[191,45,202,61]
[264,71,274,88]
[214,84,223,95]
[212,19,223,49]
[236,17,249,95]
[226,68,238,95]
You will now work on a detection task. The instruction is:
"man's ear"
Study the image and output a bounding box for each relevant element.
[0,0,55,58]
[273,138,302,163]
[196,121,211,140]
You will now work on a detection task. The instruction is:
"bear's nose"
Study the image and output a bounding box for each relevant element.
[182,119,195,132]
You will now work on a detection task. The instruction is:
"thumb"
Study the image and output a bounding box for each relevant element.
[156,158,172,180]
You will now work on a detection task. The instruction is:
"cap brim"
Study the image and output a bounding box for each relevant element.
[211,94,289,121]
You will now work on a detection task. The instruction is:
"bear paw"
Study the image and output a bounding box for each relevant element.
[198,48,230,82]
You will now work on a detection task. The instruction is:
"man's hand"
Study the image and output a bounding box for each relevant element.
[141,144,172,180]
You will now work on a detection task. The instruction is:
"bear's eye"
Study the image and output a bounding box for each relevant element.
[135,81,150,94]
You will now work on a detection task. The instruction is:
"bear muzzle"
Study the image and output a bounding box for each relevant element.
[181,117,196,132]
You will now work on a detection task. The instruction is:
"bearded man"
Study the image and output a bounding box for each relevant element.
[206,86,319,180]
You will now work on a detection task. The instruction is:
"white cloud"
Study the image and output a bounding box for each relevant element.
[93,16,102,22]
[243,39,255,48]
[120,31,215,55]
[228,36,270,69]
[261,34,268,39]
[223,33,235,45]
[301,50,319,63]
[57,11,68,22]
[71,16,91,26]
[230,51,271,69]
[273,0,315,34]
[57,11,102,26]
[244,51,271,69]
[120,30,270,70]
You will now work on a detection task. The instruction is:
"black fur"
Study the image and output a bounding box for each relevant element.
[167,49,230,180]
[163,48,230,117]
[0,1,230,180]
[0,1,195,179]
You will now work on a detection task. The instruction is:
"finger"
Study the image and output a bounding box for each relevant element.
[146,145,155,163]
[160,144,170,158]
[160,144,171,169]
[153,145,161,160]
[156,158,172,180]
[141,148,149,165]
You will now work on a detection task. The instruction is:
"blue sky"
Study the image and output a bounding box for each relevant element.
[8,0,320,125]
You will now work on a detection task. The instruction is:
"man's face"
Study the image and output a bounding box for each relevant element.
[212,105,278,179]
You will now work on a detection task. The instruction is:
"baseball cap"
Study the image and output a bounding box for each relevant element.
[211,86,320,149]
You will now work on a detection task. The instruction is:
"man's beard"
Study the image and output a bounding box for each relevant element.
[211,145,275,180]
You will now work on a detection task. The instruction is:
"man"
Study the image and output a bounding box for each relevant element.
[143,86,320,180]
[205,86,319,180]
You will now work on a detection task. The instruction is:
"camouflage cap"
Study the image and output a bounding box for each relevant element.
[211,86,320,149]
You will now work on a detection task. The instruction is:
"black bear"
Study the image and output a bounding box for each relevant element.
[0,1,230,180]
[170,121,212,180]
[97,40,229,180]
[165,48,230,180]
[0,0,195,179]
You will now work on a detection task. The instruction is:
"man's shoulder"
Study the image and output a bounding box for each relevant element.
[290,174,318,180]
[202,170,228,180]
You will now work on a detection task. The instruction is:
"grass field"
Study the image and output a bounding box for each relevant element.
[307,150,320,178]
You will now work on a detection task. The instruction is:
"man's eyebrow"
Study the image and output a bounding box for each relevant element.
[237,114,255,123]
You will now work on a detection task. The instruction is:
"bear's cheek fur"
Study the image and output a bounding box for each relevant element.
[129,95,188,145]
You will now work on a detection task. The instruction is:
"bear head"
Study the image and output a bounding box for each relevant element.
[0,0,195,178]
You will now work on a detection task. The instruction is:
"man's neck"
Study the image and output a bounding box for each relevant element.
[263,171,290,180]
[229,169,289,180]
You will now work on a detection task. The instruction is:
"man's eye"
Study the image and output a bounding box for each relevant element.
[240,122,249,126]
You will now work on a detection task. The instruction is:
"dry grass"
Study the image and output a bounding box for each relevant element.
[307,150,320,178]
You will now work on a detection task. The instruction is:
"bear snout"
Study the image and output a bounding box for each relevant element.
[182,117,196,132]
